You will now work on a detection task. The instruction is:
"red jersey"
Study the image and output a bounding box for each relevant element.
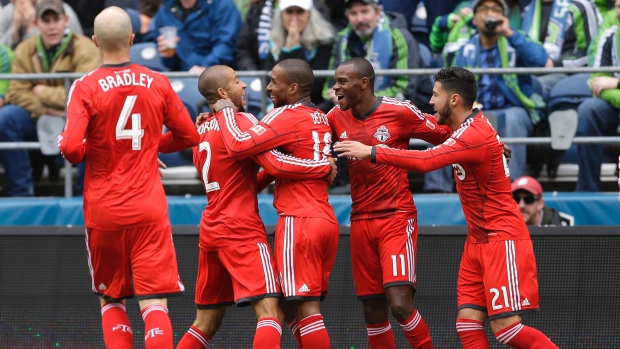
[373,110,530,243]
[194,112,332,250]
[215,103,336,221]
[327,97,451,220]
[59,63,199,229]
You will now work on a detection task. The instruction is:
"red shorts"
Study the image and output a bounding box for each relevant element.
[86,222,184,301]
[274,216,339,300]
[194,242,281,308]
[458,239,540,319]
[350,217,418,298]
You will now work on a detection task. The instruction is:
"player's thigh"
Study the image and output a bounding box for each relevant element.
[86,227,133,300]
[130,222,184,298]
[218,242,281,306]
[274,216,338,299]
[350,219,383,297]
[457,241,487,313]
[483,239,540,320]
[195,249,235,308]
[378,218,418,289]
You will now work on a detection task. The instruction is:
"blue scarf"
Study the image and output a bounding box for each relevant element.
[521,0,571,61]
[335,12,393,92]
[257,0,275,61]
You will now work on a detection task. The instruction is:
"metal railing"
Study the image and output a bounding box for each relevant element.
[1,67,620,197]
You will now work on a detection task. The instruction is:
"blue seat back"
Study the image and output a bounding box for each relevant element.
[168,77,207,119]
[547,73,592,113]
[130,42,169,72]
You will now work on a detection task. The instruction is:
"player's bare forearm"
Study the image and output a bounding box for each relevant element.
[333,141,373,159]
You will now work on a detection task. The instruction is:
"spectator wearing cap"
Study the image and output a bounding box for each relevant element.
[512,176,575,226]
[0,0,83,49]
[265,0,335,105]
[0,0,100,197]
[321,0,433,114]
[455,0,548,180]
[150,0,242,72]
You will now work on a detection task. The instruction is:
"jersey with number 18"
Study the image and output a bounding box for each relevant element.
[59,63,198,230]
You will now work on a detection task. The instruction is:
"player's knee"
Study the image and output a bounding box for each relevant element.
[388,301,413,322]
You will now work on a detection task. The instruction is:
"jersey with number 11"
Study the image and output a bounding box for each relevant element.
[60,63,198,230]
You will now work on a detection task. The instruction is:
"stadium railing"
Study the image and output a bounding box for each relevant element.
[1,67,619,197]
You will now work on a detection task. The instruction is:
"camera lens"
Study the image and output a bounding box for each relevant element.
[484,17,498,30]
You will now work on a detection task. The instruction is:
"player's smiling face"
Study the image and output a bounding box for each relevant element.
[266,65,290,108]
[226,72,247,113]
[332,64,361,111]
[430,81,452,124]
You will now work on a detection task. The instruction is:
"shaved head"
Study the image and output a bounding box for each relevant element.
[275,58,314,97]
[339,57,375,90]
[93,6,133,52]
[199,65,235,105]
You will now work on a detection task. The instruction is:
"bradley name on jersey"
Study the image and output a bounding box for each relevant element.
[97,69,154,92]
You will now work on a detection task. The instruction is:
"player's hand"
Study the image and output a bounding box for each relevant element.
[195,111,210,127]
[212,98,236,113]
[326,157,337,185]
[157,158,167,177]
[333,141,372,159]
[501,142,512,162]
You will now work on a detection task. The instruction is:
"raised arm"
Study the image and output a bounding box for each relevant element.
[159,85,199,153]
[252,149,333,181]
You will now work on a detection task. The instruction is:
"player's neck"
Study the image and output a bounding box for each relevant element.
[352,94,378,116]
[101,52,131,65]
[448,108,471,131]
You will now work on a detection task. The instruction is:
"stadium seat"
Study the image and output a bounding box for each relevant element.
[168,76,207,118]
[240,76,270,118]
[418,43,432,68]
[130,42,169,72]
[547,73,592,113]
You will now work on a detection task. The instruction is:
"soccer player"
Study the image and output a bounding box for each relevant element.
[58,7,199,349]
[176,65,336,349]
[324,57,452,349]
[212,58,339,349]
[334,66,560,349]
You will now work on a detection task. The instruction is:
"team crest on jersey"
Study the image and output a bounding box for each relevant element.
[374,125,391,142]
[250,124,266,135]
[453,163,466,180]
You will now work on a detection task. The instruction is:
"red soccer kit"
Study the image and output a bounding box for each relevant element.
[215,103,339,300]
[192,111,332,306]
[59,63,199,299]
[327,97,451,297]
[372,109,540,318]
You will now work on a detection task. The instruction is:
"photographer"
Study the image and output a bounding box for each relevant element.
[455,0,548,180]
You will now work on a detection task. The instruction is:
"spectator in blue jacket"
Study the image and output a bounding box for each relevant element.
[455,0,548,179]
[151,0,242,72]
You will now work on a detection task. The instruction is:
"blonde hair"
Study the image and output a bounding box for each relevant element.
[270,7,335,60]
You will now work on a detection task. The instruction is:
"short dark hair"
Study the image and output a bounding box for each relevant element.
[276,58,314,97]
[339,57,375,90]
[433,67,477,108]
[198,65,230,106]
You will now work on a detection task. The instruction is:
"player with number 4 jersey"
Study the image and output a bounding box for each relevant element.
[58,7,199,349]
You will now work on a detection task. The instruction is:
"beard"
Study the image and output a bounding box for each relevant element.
[436,104,452,125]
[353,23,374,39]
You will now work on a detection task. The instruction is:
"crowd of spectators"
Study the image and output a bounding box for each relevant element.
[0,0,618,197]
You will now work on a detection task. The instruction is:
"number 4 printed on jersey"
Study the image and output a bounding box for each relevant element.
[116,95,144,150]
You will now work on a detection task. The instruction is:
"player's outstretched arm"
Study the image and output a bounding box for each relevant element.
[252,149,333,181]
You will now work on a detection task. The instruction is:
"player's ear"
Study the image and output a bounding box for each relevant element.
[289,82,298,96]
[216,87,228,99]
[360,77,369,90]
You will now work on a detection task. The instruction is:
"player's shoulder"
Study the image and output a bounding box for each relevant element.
[453,113,494,142]
[379,97,425,119]
[261,103,310,124]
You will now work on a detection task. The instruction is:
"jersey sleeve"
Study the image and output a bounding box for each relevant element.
[59,80,91,164]
[252,149,332,180]
[158,82,200,153]
[256,170,275,192]
[401,104,452,145]
[215,107,296,159]
[373,127,484,173]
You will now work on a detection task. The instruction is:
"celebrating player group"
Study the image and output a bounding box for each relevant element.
[60,6,558,348]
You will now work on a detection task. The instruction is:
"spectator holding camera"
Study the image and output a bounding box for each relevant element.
[455,0,548,180]
[512,176,575,226]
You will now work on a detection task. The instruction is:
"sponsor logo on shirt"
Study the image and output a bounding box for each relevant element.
[374,125,391,142]
[339,131,348,139]
[250,125,266,135]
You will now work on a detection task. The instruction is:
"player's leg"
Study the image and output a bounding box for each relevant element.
[251,297,284,349]
[485,240,559,348]
[350,219,396,349]
[379,218,433,348]
[456,241,491,349]
[87,227,134,348]
[177,249,234,348]
[131,222,185,349]
[275,216,337,349]
[177,307,226,349]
